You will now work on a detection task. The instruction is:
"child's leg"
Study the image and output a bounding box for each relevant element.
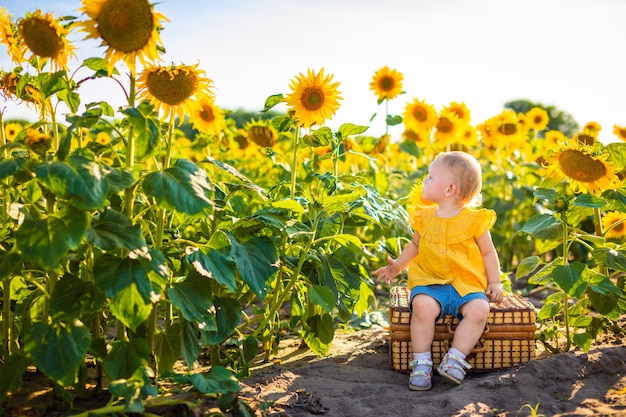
[438,298,490,384]
[408,294,440,391]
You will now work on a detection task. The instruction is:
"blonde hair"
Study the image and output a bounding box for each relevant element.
[433,151,483,206]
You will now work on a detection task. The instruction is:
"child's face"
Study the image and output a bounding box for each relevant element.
[422,160,455,203]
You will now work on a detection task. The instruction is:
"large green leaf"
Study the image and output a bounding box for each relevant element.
[143,158,214,215]
[34,155,107,210]
[308,285,334,312]
[23,321,91,387]
[185,246,237,294]
[553,263,587,297]
[122,102,161,162]
[15,205,88,271]
[0,251,21,280]
[521,214,561,236]
[87,208,149,258]
[93,256,155,331]
[0,157,25,180]
[181,320,202,368]
[169,365,240,395]
[168,275,217,331]
[101,165,135,193]
[50,275,105,322]
[200,296,242,345]
[592,247,626,272]
[303,313,334,356]
[0,353,29,403]
[229,235,278,300]
[154,322,182,375]
[104,338,151,380]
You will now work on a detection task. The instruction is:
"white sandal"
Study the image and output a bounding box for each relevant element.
[437,352,471,385]
[408,358,433,391]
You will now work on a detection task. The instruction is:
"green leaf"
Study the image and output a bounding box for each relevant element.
[537,293,563,320]
[185,246,237,293]
[229,235,278,300]
[181,320,202,367]
[399,139,421,157]
[23,321,91,387]
[168,275,217,331]
[50,275,105,322]
[553,263,586,297]
[533,187,559,203]
[200,296,243,345]
[143,158,214,215]
[262,94,284,112]
[303,313,334,356]
[308,285,334,312]
[37,70,67,99]
[271,199,305,215]
[122,102,161,162]
[585,270,623,296]
[101,166,135,193]
[515,256,543,279]
[521,214,560,236]
[87,208,149,258]
[0,353,29,403]
[603,188,626,212]
[353,281,375,317]
[0,157,25,180]
[338,123,369,138]
[154,322,182,375]
[93,256,154,331]
[170,366,240,395]
[104,339,151,380]
[587,290,621,318]
[591,247,626,272]
[34,155,107,210]
[573,194,606,208]
[0,252,21,280]
[15,205,88,271]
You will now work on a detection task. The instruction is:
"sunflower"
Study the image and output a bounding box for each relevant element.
[0,8,23,64]
[285,68,342,128]
[572,130,597,147]
[244,118,278,148]
[406,183,435,215]
[433,110,464,145]
[543,142,621,195]
[403,98,438,132]
[16,10,77,71]
[442,101,471,123]
[189,96,226,136]
[544,130,567,149]
[79,0,168,75]
[3,122,23,141]
[95,131,111,144]
[584,121,602,134]
[525,107,550,132]
[487,110,526,147]
[370,66,403,102]
[402,127,430,146]
[602,211,626,240]
[613,125,626,142]
[137,63,215,122]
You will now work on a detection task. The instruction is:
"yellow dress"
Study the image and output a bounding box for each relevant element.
[407,206,496,296]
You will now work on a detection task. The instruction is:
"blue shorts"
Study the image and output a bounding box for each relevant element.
[409,284,488,319]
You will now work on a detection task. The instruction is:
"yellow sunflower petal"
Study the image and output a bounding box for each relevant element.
[17,10,76,71]
[403,98,438,132]
[190,96,226,136]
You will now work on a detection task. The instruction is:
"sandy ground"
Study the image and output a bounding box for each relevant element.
[240,326,626,417]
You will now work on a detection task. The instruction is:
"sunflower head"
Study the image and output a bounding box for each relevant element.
[370,66,404,103]
[602,211,626,240]
[79,0,168,74]
[244,118,278,148]
[442,101,471,123]
[403,98,438,132]
[544,130,567,149]
[613,125,626,143]
[190,96,226,136]
[433,110,465,146]
[17,10,77,71]
[543,142,621,195]
[3,122,23,142]
[285,68,342,128]
[525,107,550,132]
[137,63,215,122]
[584,121,602,134]
[0,7,23,64]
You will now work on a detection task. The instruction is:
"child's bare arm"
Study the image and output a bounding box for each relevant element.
[373,232,420,284]
[476,230,504,302]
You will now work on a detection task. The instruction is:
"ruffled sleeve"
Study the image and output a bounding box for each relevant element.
[446,208,496,244]
[409,206,425,233]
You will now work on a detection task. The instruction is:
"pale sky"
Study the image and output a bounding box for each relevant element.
[2,0,626,142]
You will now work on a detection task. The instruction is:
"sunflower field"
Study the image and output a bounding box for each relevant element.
[0,1,625,415]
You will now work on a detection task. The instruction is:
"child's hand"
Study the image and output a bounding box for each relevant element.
[486,283,504,303]
[373,257,400,284]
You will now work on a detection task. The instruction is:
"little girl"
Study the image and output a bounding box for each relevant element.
[374,151,503,391]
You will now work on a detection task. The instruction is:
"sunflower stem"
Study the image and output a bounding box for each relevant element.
[592,207,608,276]
[561,219,571,352]
[290,126,301,199]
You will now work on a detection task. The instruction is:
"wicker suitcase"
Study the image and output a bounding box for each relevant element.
[389,285,536,373]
